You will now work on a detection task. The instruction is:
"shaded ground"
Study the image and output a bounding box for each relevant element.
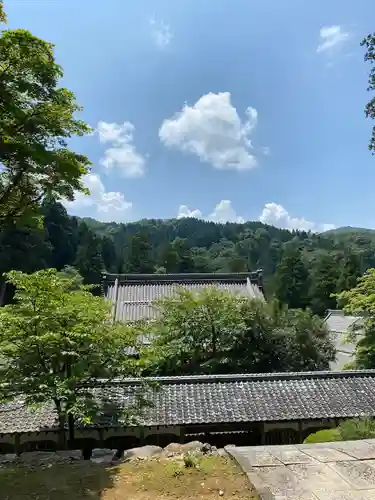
[0,455,258,500]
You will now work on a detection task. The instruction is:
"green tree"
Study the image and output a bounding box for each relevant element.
[209,239,240,272]
[101,235,117,273]
[337,269,375,368]
[224,297,288,373]
[190,247,213,273]
[125,232,154,273]
[0,25,91,226]
[226,255,248,272]
[57,265,84,290]
[361,33,375,152]
[309,253,339,316]
[0,1,6,24]
[336,251,361,292]
[304,418,375,444]
[144,288,334,376]
[0,222,51,305]
[158,241,179,272]
[0,269,145,448]
[74,223,103,286]
[146,288,246,375]
[158,238,194,273]
[170,238,194,272]
[276,307,335,371]
[42,201,77,270]
[339,418,375,440]
[274,246,309,309]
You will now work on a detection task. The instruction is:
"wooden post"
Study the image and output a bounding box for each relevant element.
[260,423,266,445]
[14,434,21,456]
[97,428,104,448]
[179,426,185,444]
[298,421,303,444]
[139,427,145,446]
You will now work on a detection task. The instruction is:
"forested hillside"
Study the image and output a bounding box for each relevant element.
[2,199,375,316]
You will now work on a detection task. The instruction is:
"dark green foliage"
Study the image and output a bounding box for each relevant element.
[42,201,77,270]
[337,269,375,369]
[304,418,375,443]
[74,222,103,286]
[308,253,339,316]
[336,252,362,291]
[143,289,335,376]
[361,33,375,152]
[101,236,117,273]
[339,418,375,440]
[0,27,91,227]
[276,307,336,370]
[274,246,310,309]
[1,199,375,311]
[2,211,375,310]
[159,238,195,273]
[0,221,51,305]
[124,231,155,273]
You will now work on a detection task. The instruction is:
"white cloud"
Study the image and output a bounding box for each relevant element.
[209,200,245,223]
[97,121,146,178]
[317,25,349,54]
[177,200,244,223]
[259,202,335,232]
[150,18,173,48]
[159,92,259,171]
[177,205,203,219]
[66,173,132,222]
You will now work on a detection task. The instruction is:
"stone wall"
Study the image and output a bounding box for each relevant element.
[0,441,223,466]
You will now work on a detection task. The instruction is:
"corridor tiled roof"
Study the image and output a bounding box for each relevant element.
[1,370,375,435]
[102,271,264,322]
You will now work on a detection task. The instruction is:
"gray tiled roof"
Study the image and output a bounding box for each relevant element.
[324,310,362,334]
[324,311,364,371]
[2,371,375,435]
[103,272,264,322]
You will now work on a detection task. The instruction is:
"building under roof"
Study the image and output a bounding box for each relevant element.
[324,310,363,370]
[1,370,375,452]
[102,271,264,323]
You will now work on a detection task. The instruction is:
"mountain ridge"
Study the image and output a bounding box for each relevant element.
[80,216,375,237]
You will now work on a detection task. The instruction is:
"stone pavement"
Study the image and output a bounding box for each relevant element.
[225,440,375,499]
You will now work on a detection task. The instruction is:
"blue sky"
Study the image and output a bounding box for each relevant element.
[5,0,375,230]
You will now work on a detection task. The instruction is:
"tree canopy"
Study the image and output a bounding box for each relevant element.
[0,23,91,226]
[273,245,310,310]
[0,1,6,24]
[361,32,375,153]
[143,288,335,376]
[2,201,375,316]
[0,269,146,447]
[337,269,375,368]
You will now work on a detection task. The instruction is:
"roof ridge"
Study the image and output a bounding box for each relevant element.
[102,271,263,284]
[90,369,375,386]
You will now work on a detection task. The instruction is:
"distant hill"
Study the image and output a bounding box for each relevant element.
[5,201,375,314]
[323,226,375,235]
